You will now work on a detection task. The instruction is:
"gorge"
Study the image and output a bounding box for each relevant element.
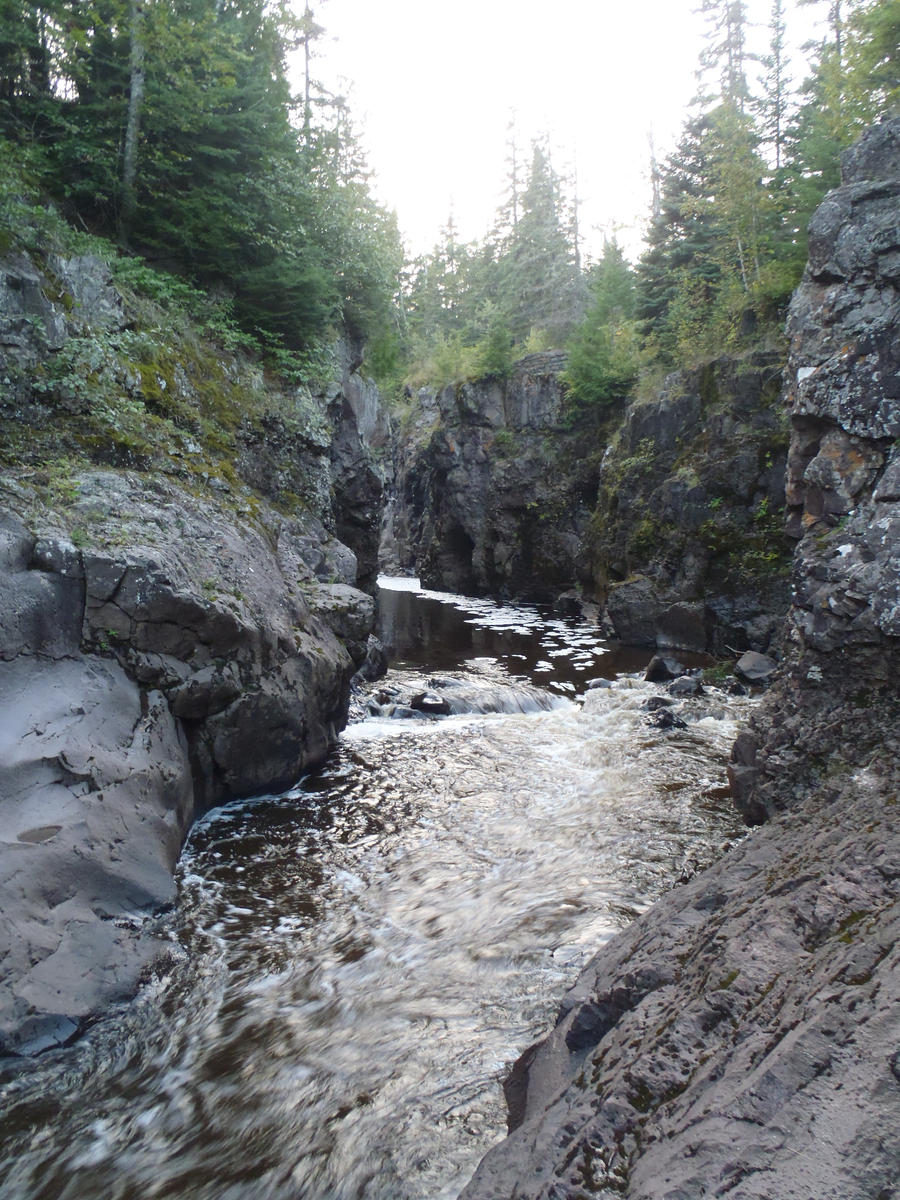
[0,77,898,1200]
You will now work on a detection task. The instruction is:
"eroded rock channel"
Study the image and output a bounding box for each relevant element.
[0,580,749,1198]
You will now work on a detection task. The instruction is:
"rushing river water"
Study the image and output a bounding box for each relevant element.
[0,579,750,1200]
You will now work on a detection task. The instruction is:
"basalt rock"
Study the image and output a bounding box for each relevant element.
[0,247,387,1053]
[595,353,791,654]
[0,471,371,1055]
[463,117,900,1200]
[386,352,600,601]
[732,115,900,825]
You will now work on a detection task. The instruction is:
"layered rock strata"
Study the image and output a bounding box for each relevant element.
[463,117,900,1200]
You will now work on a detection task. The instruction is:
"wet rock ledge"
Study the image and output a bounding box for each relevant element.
[463,117,900,1200]
[0,247,386,1054]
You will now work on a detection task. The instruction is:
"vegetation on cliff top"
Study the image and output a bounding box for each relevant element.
[395,0,898,400]
[0,0,402,368]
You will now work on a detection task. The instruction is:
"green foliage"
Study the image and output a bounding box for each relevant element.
[635,0,897,374]
[0,1,402,358]
[564,317,640,409]
[402,137,585,387]
[475,314,516,378]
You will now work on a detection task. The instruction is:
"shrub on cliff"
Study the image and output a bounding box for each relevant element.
[563,318,640,411]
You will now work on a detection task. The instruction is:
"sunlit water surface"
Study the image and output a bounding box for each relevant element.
[0,579,750,1199]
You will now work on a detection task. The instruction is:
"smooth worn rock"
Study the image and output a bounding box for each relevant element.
[644,654,685,682]
[0,252,387,1051]
[0,655,192,1055]
[0,470,377,1051]
[409,691,452,715]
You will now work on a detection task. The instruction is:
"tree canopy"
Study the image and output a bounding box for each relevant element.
[0,0,895,393]
[0,0,402,360]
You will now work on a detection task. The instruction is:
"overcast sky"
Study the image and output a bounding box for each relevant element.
[308,0,825,262]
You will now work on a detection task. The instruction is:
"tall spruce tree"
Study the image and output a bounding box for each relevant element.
[496,141,585,342]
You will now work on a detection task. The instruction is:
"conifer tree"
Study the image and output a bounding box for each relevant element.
[496,141,585,341]
[758,0,791,169]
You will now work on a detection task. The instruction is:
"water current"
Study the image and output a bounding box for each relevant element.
[0,579,751,1200]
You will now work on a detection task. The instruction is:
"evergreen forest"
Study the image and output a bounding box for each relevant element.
[0,0,897,397]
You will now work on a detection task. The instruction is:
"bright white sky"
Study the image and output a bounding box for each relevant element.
[306,0,826,263]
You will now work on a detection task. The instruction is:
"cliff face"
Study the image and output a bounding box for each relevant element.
[385,352,597,600]
[388,349,790,653]
[594,352,790,654]
[730,116,900,823]
[0,246,386,1053]
[463,118,900,1200]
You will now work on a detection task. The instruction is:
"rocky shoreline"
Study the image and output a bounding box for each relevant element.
[463,117,900,1199]
[0,245,387,1054]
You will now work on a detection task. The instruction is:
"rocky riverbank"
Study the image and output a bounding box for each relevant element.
[0,244,387,1054]
[463,117,900,1200]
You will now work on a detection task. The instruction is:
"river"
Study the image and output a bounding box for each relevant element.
[0,579,750,1200]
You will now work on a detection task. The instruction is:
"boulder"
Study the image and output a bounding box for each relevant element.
[409,691,452,716]
[734,650,778,684]
[668,675,704,698]
[646,707,687,730]
[644,654,685,682]
[606,576,660,647]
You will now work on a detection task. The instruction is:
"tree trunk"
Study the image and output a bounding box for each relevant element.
[120,0,146,248]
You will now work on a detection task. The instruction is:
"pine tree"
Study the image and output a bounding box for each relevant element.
[565,239,639,411]
[496,141,585,342]
[635,113,722,340]
[758,0,790,169]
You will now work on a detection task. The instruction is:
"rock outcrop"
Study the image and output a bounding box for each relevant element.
[730,115,900,824]
[386,352,599,600]
[594,353,791,654]
[387,348,790,653]
[0,243,387,1052]
[463,118,900,1200]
